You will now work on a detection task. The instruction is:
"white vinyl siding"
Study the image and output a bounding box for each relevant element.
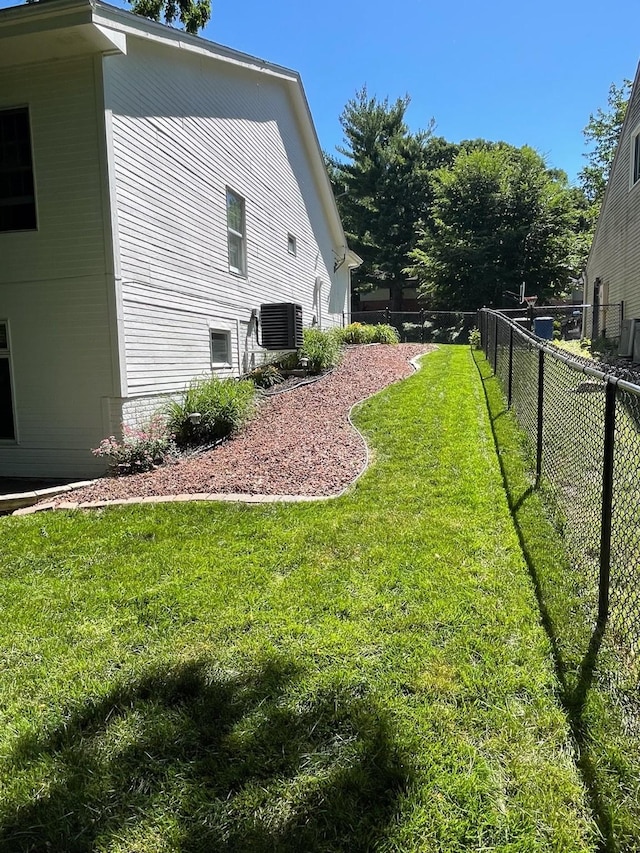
[587,69,640,325]
[104,36,348,399]
[0,56,114,477]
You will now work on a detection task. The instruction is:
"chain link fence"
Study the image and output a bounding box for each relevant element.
[480,308,640,718]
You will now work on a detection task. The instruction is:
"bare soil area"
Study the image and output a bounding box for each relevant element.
[59,344,434,505]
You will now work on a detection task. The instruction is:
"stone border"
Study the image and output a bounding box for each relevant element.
[0,481,98,514]
[8,352,428,518]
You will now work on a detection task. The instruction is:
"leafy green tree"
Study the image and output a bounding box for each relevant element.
[407,145,585,310]
[25,0,211,34]
[129,0,210,33]
[579,79,631,207]
[328,89,451,311]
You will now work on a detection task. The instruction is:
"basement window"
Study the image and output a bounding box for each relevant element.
[210,329,231,367]
[0,107,37,233]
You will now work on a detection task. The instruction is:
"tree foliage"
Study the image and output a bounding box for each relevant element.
[406,145,586,310]
[25,0,211,34]
[128,0,210,34]
[327,89,450,310]
[579,79,631,207]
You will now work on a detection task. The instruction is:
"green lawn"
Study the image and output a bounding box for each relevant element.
[0,345,597,852]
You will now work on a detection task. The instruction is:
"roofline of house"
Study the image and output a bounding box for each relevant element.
[0,0,354,263]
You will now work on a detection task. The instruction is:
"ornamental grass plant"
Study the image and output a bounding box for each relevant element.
[166,375,255,448]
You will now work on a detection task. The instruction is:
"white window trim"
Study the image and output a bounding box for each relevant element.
[287,233,297,256]
[209,328,232,369]
[630,124,640,190]
[226,187,247,277]
[0,319,17,442]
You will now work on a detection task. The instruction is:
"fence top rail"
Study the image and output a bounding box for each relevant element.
[482,308,640,399]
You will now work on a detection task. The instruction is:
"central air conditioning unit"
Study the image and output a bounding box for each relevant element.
[260,302,303,350]
[619,318,638,358]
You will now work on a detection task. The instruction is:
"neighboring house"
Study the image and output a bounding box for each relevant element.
[0,0,360,478]
[585,62,640,340]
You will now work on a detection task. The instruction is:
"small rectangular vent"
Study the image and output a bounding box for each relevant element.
[260,302,303,350]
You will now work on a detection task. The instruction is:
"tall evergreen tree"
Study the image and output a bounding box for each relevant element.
[328,89,450,311]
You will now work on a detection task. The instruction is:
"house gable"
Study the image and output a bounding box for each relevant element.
[586,63,640,324]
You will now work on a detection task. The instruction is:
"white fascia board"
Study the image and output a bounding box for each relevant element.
[92,0,299,82]
[284,79,351,256]
[0,0,126,64]
[346,250,363,269]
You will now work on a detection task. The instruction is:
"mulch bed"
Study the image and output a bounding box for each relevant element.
[54,344,434,505]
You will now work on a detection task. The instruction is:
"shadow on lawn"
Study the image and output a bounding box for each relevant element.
[0,656,410,853]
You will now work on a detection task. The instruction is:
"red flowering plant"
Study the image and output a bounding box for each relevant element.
[92,414,177,475]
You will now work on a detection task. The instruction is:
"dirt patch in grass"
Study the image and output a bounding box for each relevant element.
[61,344,433,504]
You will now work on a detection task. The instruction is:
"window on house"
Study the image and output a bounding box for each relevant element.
[0,321,16,440]
[633,132,640,186]
[0,107,37,233]
[287,233,297,256]
[210,329,231,366]
[226,189,246,275]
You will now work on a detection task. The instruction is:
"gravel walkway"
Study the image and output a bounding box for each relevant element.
[55,344,434,506]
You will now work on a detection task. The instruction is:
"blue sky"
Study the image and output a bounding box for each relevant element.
[3,0,638,183]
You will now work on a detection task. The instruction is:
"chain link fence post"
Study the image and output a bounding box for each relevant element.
[507,324,514,408]
[598,380,617,625]
[536,348,544,484]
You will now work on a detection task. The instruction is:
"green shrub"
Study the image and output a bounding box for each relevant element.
[371,323,400,344]
[468,327,482,350]
[166,375,256,448]
[248,363,284,389]
[92,414,176,474]
[299,328,342,374]
[334,322,377,345]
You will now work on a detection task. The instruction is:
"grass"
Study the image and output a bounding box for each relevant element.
[476,351,640,852]
[0,346,599,852]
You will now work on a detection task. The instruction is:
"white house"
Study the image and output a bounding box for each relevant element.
[0,0,360,479]
[584,63,640,340]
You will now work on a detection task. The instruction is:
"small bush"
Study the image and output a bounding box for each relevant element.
[335,323,377,345]
[299,328,342,374]
[334,322,399,345]
[371,323,400,344]
[248,363,284,389]
[166,375,256,448]
[468,327,482,350]
[93,414,175,475]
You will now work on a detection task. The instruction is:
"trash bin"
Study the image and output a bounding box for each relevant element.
[533,316,554,340]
